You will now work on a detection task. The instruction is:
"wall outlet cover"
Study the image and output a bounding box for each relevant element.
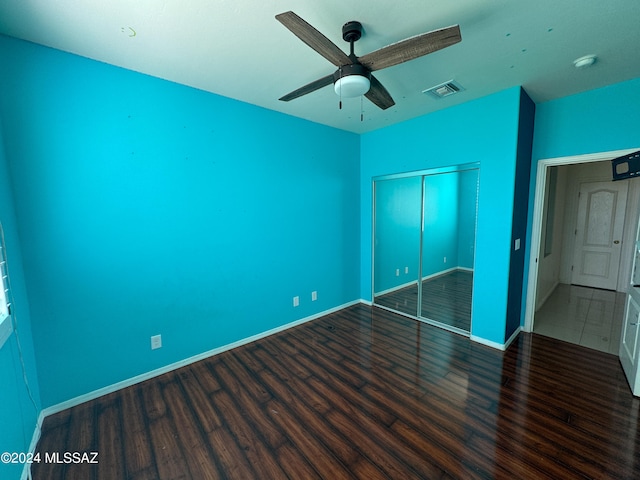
[151,334,162,350]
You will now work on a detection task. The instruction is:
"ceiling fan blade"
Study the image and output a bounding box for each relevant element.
[279,74,335,102]
[365,75,395,110]
[276,11,352,67]
[358,25,461,72]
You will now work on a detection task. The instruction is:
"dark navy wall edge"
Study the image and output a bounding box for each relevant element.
[506,89,535,339]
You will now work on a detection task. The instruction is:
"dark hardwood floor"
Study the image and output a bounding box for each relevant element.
[375,270,472,331]
[31,303,640,479]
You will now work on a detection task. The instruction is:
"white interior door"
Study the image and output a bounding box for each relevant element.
[572,181,628,290]
[620,290,640,396]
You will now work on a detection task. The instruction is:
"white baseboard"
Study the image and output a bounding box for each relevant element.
[470,335,505,350]
[373,279,418,297]
[21,411,45,480]
[41,299,362,418]
[470,326,521,351]
[504,326,522,350]
[421,266,459,282]
[535,280,560,311]
[373,267,473,297]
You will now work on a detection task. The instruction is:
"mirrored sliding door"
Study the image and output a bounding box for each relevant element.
[373,164,479,334]
[373,176,422,317]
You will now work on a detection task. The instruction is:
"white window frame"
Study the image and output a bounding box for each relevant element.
[0,225,13,349]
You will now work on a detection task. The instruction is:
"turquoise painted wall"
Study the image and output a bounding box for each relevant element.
[422,172,459,276]
[361,88,522,344]
[532,77,640,161]
[457,168,479,269]
[0,36,361,407]
[0,119,42,480]
[373,176,422,293]
[523,78,640,320]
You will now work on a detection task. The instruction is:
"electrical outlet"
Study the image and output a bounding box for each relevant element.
[151,334,162,350]
[396,268,400,276]
[311,291,318,301]
[405,266,409,274]
[444,257,447,263]
[293,296,300,307]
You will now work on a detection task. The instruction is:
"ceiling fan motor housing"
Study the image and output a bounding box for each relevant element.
[333,63,370,82]
[342,21,363,43]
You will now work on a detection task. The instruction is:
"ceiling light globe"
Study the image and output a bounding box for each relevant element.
[334,75,371,97]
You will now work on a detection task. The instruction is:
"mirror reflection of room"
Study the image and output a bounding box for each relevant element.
[374,176,422,318]
[373,165,479,334]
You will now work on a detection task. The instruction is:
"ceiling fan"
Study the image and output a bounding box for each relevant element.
[276,11,462,110]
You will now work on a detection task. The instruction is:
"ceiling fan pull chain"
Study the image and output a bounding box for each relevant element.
[361,95,364,122]
[339,67,343,109]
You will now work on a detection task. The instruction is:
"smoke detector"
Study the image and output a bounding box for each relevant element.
[423,80,464,99]
[573,54,597,68]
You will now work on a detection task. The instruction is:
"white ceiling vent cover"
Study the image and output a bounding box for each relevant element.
[423,80,464,99]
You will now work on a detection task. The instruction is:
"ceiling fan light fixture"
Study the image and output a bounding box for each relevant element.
[334,75,371,97]
[333,63,371,97]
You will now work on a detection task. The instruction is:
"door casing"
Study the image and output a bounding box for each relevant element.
[524,148,640,333]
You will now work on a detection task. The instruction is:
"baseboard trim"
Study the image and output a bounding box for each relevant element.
[373,279,418,297]
[21,411,45,480]
[373,267,473,297]
[41,299,363,418]
[470,326,521,351]
[504,326,522,350]
[421,266,459,282]
[535,280,560,312]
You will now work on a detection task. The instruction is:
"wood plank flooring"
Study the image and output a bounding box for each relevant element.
[375,270,472,331]
[31,303,640,479]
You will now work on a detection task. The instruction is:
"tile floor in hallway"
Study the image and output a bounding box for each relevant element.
[533,283,627,355]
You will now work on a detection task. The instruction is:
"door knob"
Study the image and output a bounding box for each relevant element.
[614,240,620,244]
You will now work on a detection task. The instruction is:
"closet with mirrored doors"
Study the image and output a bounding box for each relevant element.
[373,163,479,335]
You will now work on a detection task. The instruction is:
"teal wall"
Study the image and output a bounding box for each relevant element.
[422,172,460,275]
[457,169,479,269]
[523,77,640,318]
[532,77,640,161]
[0,119,42,480]
[373,176,422,293]
[0,35,361,408]
[361,87,522,344]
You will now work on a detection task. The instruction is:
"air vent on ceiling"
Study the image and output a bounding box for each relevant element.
[422,80,464,99]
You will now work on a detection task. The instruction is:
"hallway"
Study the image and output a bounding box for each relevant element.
[533,283,626,355]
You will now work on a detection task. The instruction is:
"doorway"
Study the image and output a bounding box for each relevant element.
[524,148,640,354]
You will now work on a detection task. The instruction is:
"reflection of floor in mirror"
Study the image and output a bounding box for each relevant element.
[533,283,625,355]
[374,270,472,332]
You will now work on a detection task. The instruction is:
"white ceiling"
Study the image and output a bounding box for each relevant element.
[1,0,639,134]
